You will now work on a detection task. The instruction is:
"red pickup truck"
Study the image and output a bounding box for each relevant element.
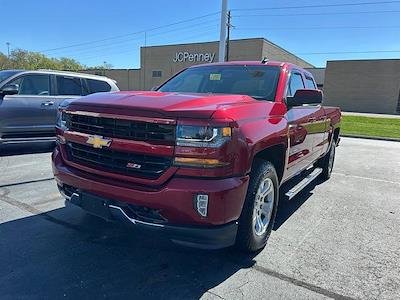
[52,61,341,252]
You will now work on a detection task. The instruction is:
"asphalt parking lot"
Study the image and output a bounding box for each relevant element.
[0,138,399,300]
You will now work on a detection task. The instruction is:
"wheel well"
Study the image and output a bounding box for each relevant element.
[254,144,285,183]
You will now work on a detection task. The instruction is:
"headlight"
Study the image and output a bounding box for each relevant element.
[56,110,68,131]
[176,125,232,148]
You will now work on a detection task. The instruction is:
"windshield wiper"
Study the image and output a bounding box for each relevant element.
[251,96,269,100]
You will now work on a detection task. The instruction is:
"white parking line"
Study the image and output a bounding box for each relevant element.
[333,172,400,185]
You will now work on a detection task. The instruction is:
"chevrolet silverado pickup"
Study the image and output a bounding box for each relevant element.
[52,61,341,252]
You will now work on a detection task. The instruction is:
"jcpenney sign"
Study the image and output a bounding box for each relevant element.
[173,51,216,63]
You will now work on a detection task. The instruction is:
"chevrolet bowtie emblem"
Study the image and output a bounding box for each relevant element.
[86,135,112,149]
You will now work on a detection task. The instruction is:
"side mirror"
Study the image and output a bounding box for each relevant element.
[1,84,19,95]
[286,89,322,107]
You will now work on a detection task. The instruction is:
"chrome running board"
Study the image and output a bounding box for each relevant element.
[285,168,322,200]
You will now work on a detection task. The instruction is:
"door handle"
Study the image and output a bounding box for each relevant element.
[296,125,304,130]
[41,101,54,107]
[289,124,304,131]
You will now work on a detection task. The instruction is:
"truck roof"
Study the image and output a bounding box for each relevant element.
[190,61,314,78]
[191,60,292,68]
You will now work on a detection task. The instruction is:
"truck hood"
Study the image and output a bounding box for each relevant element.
[66,91,256,119]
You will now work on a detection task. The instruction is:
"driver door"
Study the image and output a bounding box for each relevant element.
[0,73,55,139]
[284,71,319,180]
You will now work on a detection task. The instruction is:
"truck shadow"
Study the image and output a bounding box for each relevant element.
[0,141,55,156]
[0,175,325,298]
[274,178,324,230]
[0,205,256,299]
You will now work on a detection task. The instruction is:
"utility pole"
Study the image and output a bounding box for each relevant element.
[225,10,233,61]
[218,0,228,62]
[143,31,147,90]
[6,42,10,58]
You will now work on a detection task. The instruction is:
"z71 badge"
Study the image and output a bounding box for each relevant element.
[126,162,142,169]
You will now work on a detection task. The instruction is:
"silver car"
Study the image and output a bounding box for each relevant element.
[0,70,119,144]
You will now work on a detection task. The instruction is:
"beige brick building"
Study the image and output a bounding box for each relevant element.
[85,39,400,115]
[323,59,400,114]
[86,38,313,90]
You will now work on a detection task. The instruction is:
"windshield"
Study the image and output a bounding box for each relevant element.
[0,70,21,83]
[159,65,281,101]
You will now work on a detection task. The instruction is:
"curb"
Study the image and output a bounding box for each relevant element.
[342,112,400,119]
[341,134,400,142]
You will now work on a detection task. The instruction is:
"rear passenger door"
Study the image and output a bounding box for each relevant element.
[304,75,328,159]
[86,78,112,94]
[54,75,87,107]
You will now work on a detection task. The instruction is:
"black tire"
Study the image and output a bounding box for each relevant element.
[318,139,336,180]
[236,160,279,252]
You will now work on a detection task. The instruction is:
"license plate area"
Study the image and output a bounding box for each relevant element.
[80,192,113,220]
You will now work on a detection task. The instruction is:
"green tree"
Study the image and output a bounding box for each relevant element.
[58,57,86,71]
[0,48,106,71]
[0,52,11,69]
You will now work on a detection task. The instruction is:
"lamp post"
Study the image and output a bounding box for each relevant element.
[6,42,10,58]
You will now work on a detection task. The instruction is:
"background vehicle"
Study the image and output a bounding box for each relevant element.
[0,70,119,144]
[52,61,341,252]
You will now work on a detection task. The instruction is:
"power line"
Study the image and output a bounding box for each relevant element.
[75,27,219,62]
[38,12,219,53]
[233,9,400,18]
[142,20,220,42]
[231,0,400,11]
[45,19,220,57]
[75,46,140,61]
[154,28,219,47]
[236,25,400,31]
[62,23,220,59]
[298,50,400,55]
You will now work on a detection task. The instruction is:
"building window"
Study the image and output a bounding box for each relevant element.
[152,70,162,78]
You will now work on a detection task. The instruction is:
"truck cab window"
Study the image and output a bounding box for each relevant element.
[305,77,316,89]
[159,65,281,101]
[287,72,304,97]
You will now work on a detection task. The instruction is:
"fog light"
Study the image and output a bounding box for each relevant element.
[194,194,209,217]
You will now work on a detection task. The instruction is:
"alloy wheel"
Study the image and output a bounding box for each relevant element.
[253,177,275,236]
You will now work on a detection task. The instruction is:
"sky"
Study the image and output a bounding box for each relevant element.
[2,0,400,68]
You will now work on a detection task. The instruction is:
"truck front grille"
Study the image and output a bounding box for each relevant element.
[65,113,175,143]
[66,142,172,179]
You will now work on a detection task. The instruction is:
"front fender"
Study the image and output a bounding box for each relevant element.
[237,116,288,175]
